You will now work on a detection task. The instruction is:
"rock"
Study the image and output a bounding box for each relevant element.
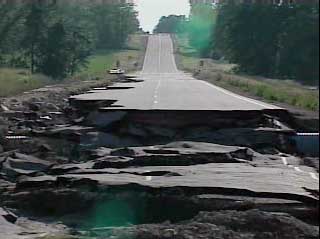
[0,212,21,239]
[46,125,94,142]
[0,117,8,140]
[37,143,52,153]
[110,148,136,157]
[46,103,60,111]
[194,210,319,239]
[0,208,17,224]
[126,124,148,137]
[0,104,10,112]
[145,126,176,138]
[27,102,41,112]
[0,207,69,239]
[100,210,318,239]
[86,111,127,127]
[82,132,140,148]
[1,153,53,177]
[16,175,57,189]
[162,229,177,238]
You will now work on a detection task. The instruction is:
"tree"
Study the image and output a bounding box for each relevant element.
[154,15,187,34]
[0,4,26,61]
[90,3,139,49]
[278,5,319,85]
[214,3,319,85]
[22,3,47,73]
[38,22,68,79]
[66,27,92,76]
[188,3,217,57]
[2,2,139,79]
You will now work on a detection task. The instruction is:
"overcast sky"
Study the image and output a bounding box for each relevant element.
[135,0,190,32]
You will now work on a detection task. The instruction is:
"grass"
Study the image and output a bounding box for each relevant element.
[0,34,146,97]
[77,34,146,79]
[212,73,319,111]
[174,35,319,112]
[0,68,50,97]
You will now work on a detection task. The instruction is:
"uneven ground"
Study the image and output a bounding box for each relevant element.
[0,34,319,239]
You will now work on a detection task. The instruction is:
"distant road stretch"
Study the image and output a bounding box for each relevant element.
[73,34,282,111]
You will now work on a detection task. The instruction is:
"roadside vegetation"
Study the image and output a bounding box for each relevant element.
[155,2,319,112]
[77,35,146,79]
[0,34,145,97]
[176,35,319,112]
[0,1,141,97]
[0,2,138,79]
[0,68,49,97]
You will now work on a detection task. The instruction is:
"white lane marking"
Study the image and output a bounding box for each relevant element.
[167,34,179,73]
[146,176,153,181]
[156,80,161,90]
[294,167,303,173]
[202,81,279,109]
[282,157,319,181]
[158,35,162,74]
[282,157,288,166]
[310,173,319,180]
[142,35,154,73]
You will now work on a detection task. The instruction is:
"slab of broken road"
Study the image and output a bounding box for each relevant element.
[0,34,319,239]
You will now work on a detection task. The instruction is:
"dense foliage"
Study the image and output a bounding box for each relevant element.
[0,2,138,79]
[153,4,217,57]
[214,3,319,85]
[188,3,217,57]
[153,15,187,34]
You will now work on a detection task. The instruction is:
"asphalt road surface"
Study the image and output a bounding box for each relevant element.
[73,34,282,111]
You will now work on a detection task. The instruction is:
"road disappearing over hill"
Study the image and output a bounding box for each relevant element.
[73,34,283,112]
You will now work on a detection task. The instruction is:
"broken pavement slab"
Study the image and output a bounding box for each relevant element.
[1,153,54,178]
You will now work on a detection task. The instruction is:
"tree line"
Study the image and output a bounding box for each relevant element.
[154,3,319,86]
[214,3,319,85]
[0,2,139,79]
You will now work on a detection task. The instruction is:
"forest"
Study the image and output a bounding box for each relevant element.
[0,1,139,79]
[154,2,319,85]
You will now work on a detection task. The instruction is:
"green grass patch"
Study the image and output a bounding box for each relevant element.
[78,35,145,79]
[82,50,116,76]
[0,68,50,97]
[216,75,319,111]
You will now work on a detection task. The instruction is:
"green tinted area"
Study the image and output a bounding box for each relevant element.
[86,199,143,228]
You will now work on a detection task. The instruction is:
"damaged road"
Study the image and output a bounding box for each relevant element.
[0,34,319,239]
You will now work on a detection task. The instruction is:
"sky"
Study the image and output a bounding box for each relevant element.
[135,0,191,32]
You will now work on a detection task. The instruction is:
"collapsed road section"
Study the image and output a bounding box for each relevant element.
[0,34,318,238]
